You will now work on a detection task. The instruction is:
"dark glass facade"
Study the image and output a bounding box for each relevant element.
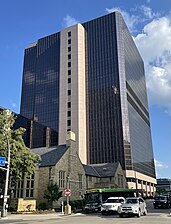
[121,14,155,178]
[20,45,37,119]
[20,33,60,132]
[14,115,58,148]
[83,13,125,168]
[83,12,155,178]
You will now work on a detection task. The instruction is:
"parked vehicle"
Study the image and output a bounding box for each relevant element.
[101,197,125,215]
[84,188,135,213]
[153,195,171,209]
[84,202,102,213]
[118,197,147,218]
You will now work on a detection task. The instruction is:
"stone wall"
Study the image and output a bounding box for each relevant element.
[36,142,86,208]
[86,163,127,189]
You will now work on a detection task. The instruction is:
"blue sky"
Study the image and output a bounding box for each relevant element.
[0,0,170,178]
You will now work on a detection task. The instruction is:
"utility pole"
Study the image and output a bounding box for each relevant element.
[2,110,11,217]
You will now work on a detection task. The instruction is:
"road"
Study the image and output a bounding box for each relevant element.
[0,200,171,224]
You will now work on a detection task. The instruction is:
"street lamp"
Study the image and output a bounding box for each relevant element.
[2,109,11,217]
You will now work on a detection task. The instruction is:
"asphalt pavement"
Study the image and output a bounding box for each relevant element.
[0,200,170,224]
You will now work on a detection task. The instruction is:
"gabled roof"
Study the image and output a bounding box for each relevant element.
[83,164,100,177]
[83,162,119,178]
[31,145,69,167]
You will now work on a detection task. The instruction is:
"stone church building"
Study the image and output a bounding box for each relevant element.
[11,132,127,209]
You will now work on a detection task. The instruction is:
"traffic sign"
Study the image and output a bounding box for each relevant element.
[64,189,71,197]
[0,195,10,199]
[0,157,6,167]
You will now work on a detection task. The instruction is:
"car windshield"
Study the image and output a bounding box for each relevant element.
[106,199,120,203]
[155,196,166,200]
[126,198,138,204]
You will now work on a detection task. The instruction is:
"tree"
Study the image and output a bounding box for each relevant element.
[0,109,40,181]
[156,186,166,195]
[44,182,63,209]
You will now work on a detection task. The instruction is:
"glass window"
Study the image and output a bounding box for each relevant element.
[26,180,30,188]
[68,32,71,37]
[67,111,71,117]
[30,189,34,197]
[20,190,23,198]
[67,102,71,108]
[121,175,123,187]
[20,32,60,133]
[31,173,34,179]
[78,174,83,189]
[67,120,71,126]
[88,176,92,182]
[17,190,20,198]
[26,189,29,197]
[118,174,121,186]
[31,180,34,188]
[59,171,65,188]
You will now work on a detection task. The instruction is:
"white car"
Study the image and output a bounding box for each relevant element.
[101,197,125,214]
[118,197,147,218]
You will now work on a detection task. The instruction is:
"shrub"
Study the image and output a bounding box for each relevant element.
[65,199,85,210]
[38,202,48,210]
[8,204,17,212]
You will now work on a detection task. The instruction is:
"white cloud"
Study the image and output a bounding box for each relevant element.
[106,7,139,32]
[134,16,171,114]
[63,15,79,28]
[105,6,171,114]
[106,6,160,33]
[9,100,17,109]
[154,159,168,169]
[139,5,159,19]
[154,159,169,177]
[135,17,171,63]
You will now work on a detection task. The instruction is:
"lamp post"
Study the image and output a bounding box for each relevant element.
[2,110,11,217]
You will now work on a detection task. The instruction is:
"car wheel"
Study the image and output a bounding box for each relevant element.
[119,214,124,218]
[143,208,147,216]
[101,211,106,215]
[137,210,141,218]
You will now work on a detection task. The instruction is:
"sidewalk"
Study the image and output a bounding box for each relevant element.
[0,212,81,222]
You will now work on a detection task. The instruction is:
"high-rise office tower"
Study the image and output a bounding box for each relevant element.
[20,12,156,191]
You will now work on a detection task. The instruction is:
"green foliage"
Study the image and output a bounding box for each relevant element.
[44,182,62,208]
[0,109,40,180]
[8,204,17,212]
[65,199,85,209]
[156,186,166,195]
[38,202,48,210]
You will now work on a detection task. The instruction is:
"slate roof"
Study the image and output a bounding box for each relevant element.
[83,162,119,178]
[83,164,100,177]
[31,144,69,167]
